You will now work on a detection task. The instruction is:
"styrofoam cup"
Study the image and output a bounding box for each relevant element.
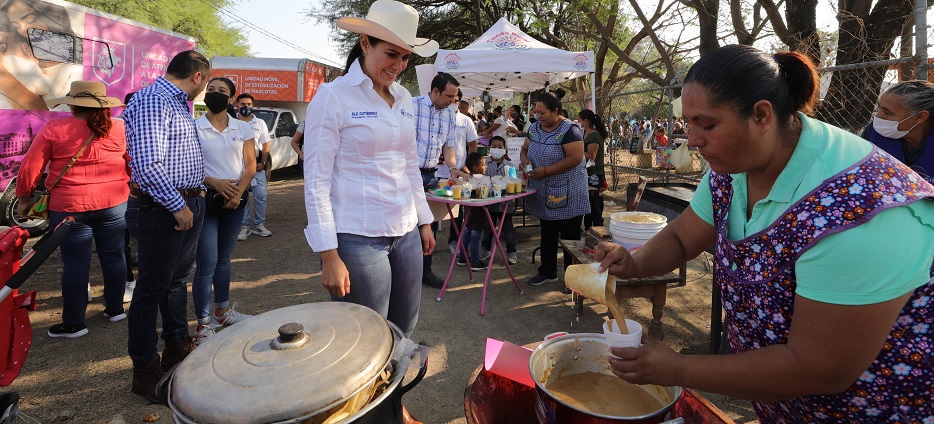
[602,319,642,358]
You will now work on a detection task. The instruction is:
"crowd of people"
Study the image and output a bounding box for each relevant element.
[9,0,934,421]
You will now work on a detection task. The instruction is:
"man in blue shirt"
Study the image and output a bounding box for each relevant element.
[123,50,209,401]
[413,72,466,288]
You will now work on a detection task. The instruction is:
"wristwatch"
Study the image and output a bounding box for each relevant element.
[450,166,459,173]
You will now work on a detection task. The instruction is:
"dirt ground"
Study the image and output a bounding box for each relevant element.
[7,166,760,424]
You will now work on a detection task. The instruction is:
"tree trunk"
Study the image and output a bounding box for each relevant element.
[697,0,720,55]
[785,0,820,65]
[815,0,914,132]
[900,19,914,81]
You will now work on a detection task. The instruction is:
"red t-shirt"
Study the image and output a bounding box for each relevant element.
[17,117,130,212]
[655,134,669,147]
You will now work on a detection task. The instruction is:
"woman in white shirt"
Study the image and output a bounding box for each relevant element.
[303,0,438,337]
[193,77,256,341]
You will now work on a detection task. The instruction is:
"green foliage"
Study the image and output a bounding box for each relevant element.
[70,0,250,58]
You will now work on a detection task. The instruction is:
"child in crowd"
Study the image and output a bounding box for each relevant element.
[481,136,517,264]
[456,152,488,270]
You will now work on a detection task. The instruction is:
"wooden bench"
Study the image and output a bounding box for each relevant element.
[559,239,686,340]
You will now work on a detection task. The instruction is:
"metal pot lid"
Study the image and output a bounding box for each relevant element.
[171,302,394,423]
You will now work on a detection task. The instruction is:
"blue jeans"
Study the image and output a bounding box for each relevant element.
[242,171,267,227]
[334,228,423,337]
[482,213,517,253]
[49,203,128,325]
[467,227,483,263]
[193,205,245,323]
[127,195,205,367]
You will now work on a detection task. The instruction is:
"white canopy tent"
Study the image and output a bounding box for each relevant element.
[418,18,596,108]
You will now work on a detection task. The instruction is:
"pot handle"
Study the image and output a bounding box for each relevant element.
[399,342,429,396]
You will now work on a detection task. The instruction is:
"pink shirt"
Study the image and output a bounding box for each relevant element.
[17,117,130,213]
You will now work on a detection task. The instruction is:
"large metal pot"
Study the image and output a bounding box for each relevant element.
[167,302,427,424]
[529,333,681,424]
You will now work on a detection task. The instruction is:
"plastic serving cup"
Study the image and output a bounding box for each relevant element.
[479,185,490,199]
[493,183,504,198]
[515,180,523,192]
[452,185,463,199]
[438,178,448,188]
[506,181,516,194]
[602,319,643,359]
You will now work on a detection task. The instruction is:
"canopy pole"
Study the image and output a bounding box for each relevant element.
[590,72,597,112]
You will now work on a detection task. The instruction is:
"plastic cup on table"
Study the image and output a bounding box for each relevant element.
[506,181,516,194]
[452,185,463,199]
[602,319,642,359]
[516,180,523,192]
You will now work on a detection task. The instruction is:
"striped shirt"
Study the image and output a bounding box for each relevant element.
[124,77,205,212]
[412,95,456,169]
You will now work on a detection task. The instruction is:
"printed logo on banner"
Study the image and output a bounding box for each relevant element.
[574,54,589,70]
[444,53,460,69]
[92,40,125,86]
[487,31,531,50]
[225,74,240,90]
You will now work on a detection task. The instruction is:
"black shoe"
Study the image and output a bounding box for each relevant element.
[422,272,445,289]
[48,323,88,339]
[132,357,166,404]
[161,336,194,372]
[469,261,487,271]
[456,256,468,266]
[527,274,558,286]
[0,392,20,424]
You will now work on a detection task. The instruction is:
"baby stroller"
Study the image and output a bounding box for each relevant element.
[0,219,74,423]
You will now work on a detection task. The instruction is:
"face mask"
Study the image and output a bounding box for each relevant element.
[489,148,506,159]
[873,113,919,139]
[239,106,253,116]
[204,92,229,114]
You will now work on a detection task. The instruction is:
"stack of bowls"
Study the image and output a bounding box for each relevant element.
[608,212,667,250]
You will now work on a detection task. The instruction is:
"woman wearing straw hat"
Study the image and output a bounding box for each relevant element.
[304,0,438,342]
[16,80,130,338]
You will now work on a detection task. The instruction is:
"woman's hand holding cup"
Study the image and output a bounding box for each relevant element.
[595,241,636,278]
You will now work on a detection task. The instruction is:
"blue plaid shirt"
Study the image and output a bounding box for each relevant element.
[124,77,204,212]
[412,95,456,169]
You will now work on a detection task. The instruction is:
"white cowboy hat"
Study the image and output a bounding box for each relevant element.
[336,0,439,57]
[45,81,123,109]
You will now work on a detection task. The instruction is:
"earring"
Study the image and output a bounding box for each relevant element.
[362,51,367,57]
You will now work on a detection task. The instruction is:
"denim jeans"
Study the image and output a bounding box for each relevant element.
[334,228,423,337]
[467,227,483,263]
[420,173,438,274]
[127,195,205,367]
[242,171,267,227]
[49,203,128,325]
[193,205,245,323]
[482,213,517,253]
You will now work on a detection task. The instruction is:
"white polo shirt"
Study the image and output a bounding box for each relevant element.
[437,111,479,179]
[241,114,271,155]
[302,59,433,252]
[195,114,254,180]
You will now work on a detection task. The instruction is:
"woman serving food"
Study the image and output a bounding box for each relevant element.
[596,44,934,422]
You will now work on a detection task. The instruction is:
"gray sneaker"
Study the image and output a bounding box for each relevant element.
[237,226,250,241]
[480,249,491,261]
[507,251,518,264]
[252,224,272,237]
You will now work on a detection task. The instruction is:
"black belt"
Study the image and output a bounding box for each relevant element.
[129,184,204,200]
[419,167,438,174]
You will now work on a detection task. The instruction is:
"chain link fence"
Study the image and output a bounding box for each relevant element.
[558,54,933,192]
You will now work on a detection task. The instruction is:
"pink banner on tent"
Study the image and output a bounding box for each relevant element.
[81,14,194,106]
